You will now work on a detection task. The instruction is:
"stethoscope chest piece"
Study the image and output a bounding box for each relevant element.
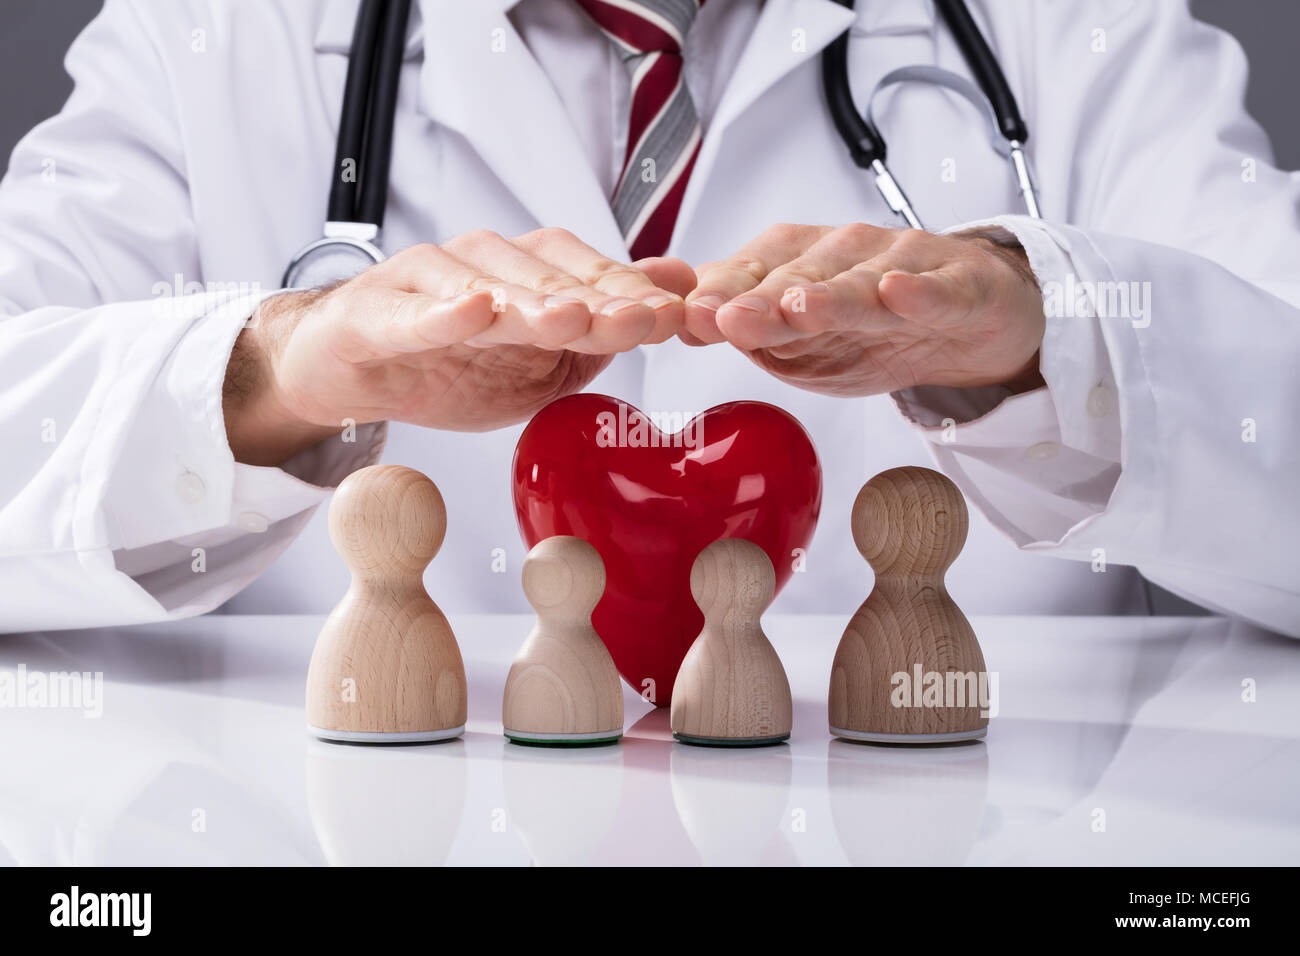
[282,224,385,289]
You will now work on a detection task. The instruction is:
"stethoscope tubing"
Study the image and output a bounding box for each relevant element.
[328,0,385,225]
[824,0,1041,228]
[326,0,410,230]
[933,0,1028,142]
[357,0,410,229]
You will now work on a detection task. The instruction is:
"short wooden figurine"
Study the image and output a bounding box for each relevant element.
[671,538,793,746]
[503,535,623,745]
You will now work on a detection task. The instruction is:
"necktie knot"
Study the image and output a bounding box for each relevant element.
[576,0,704,55]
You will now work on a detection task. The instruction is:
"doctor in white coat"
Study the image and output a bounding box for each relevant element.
[0,0,1296,636]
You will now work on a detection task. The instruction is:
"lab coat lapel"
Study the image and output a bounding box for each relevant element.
[675,0,857,241]
[413,0,626,256]
[676,0,937,241]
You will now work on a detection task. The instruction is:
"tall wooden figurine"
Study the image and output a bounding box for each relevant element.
[306,464,467,742]
[828,466,989,743]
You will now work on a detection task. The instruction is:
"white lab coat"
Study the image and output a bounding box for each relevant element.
[0,0,1296,635]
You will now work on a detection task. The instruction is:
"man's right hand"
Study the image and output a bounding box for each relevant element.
[223,228,696,466]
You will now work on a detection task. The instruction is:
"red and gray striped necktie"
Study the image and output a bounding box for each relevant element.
[574,0,705,259]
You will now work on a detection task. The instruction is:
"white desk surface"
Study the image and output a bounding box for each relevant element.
[1,614,1296,866]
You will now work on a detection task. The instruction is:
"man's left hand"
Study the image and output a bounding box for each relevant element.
[680,223,1046,396]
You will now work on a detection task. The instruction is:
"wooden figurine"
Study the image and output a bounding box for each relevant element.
[828,466,989,743]
[305,464,467,742]
[671,538,792,746]
[503,536,623,745]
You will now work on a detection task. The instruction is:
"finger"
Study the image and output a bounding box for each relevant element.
[876,267,981,328]
[633,256,697,299]
[767,228,954,338]
[446,230,666,348]
[761,339,818,360]
[714,225,898,344]
[375,242,593,348]
[685,224,828,344]
[846,232,976,332]
[346,288,498,356]
[714,293,808,350]
[741,222,899,319]
[775,264,903,337]
[723,261,906,352]
[631,257,696,343]
[511,227,678,346]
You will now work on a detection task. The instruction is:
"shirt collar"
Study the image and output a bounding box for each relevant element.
[314,0,433,55]
[315,1,938,56]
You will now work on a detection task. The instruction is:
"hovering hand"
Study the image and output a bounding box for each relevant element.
[225,228,695,465]
[681,223,1046,397]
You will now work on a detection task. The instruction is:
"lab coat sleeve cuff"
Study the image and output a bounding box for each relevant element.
[105,291,386,549]
[942,214,1124,462]
[889,215,1074,427]
[229,421,388,530]
[887,215,1129,546]
[905,387,1120,547]
[893,215,1125,459]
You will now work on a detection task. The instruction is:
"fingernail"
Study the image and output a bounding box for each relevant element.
[544,295,584,309]
[600,297,645,316]
[641,293,679,310]
[727,295,769,315]
[688,294,725,312]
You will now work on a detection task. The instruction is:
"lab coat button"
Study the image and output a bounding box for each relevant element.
[237,511,270,534]
[1087,384,1114,418]
[1025,441,1059,461]
[176,472,206,503]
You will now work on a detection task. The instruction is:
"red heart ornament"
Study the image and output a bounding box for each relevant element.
[512,393,822,706]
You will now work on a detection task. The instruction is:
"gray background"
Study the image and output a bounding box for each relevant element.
[1,0,1296,170]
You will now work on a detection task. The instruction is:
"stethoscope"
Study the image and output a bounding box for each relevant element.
[825,0,1040,229]
[283,0,410,288]
[284,0,1041,288]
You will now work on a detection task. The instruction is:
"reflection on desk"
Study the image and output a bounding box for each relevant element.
[0,614,1296,865]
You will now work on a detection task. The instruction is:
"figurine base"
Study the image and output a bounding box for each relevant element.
[829,725,987,745]
[505,728,622,747]
[308,724,465,744]
[673,732,790,747]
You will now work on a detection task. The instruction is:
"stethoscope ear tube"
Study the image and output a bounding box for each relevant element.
[821,0,1039,229]
[864,66,1044,227]
[822,27,886,169]
[934,0,1028,143]
[867,65,1014,159]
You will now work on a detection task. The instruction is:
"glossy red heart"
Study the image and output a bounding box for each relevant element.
[512,393,822,706]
